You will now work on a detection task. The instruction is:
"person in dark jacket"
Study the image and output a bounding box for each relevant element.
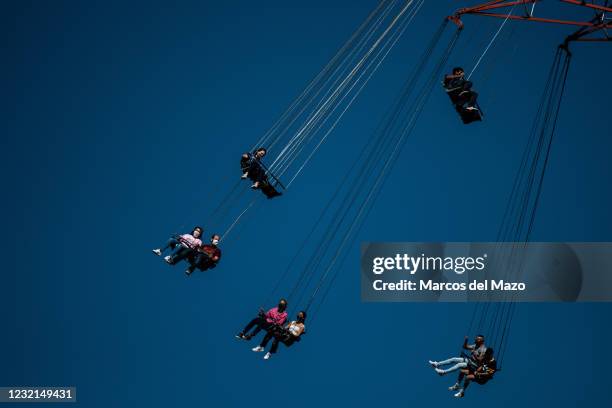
[240,148,282,198]
[241,147,268,189]
[443,67,479,110]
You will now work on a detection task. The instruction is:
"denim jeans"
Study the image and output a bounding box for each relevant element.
[161,238,193,264]
[437,357,468,374]
[161,238,180,254]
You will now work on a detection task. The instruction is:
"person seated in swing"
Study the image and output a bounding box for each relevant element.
[428,335,487,376]
[240,147,282,199]
[251,310,306,360]
[240,147,268,189]
[185,234,222,275]
[235,298,288,341]
[448,347,497,398]
[443,67,479,111]
[152,226,203,265]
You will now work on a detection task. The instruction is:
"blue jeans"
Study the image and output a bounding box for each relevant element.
[437,357,468,374]
[161,238,193,264]
[161,238,180,254]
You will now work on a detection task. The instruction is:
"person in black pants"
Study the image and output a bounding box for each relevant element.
[443,67,479,110]
[253,311,306,360]
[240,148,268,188]
[236,299,288,340]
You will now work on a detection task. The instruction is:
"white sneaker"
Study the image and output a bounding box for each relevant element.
[429,360,439,368]
[466,106,478,111]
[164,255,172,264]
[435,368,446,376]
[241,172,248,179]
[263,352,271,360]
[252,346,264,352]
[152,249,162,256]
[448,383,460,391]
[454,390,464,398]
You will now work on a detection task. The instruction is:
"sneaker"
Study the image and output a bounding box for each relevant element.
[428,360,439,368]
[263,352,271,360]
[465,106,478,111]
[252,346,264,352]
[235,333,246,340]
[185,266,194,276]
[164,256,173,264]
[448,383,460,391]
[152,249,162,256]
[251,182,260,189]
[241,172,248,179]
[454,390,465,398]
[435,368,446,376]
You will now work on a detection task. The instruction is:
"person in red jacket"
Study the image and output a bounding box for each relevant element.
[185,234,222,275]
[235,299,288,340]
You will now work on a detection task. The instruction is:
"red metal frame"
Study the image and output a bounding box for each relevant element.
[448,0,611,43]
[560,0,612,13]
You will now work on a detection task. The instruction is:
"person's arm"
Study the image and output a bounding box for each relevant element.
[462,336,472,350]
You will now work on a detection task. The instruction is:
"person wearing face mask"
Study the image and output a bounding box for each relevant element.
[252,311,306,360]
[236,299,288,341]
[185,234,222,275]
[152,226,203,265]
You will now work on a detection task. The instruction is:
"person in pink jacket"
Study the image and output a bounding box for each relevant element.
[152,226,203,265]
[236,299,288,341]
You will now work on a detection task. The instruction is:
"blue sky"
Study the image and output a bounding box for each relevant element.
[3,1,612,407]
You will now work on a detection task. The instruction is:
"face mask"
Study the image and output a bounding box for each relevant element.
[212,239,219,245]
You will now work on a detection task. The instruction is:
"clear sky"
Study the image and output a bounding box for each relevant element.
[3,1,612,407]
